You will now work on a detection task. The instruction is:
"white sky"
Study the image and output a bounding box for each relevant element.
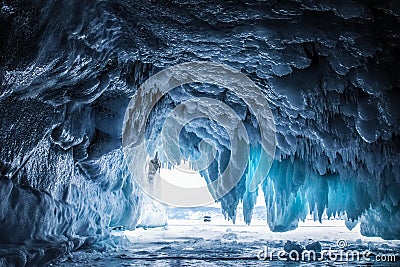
[160,165,266,208]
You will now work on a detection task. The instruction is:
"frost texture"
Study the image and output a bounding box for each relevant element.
[1,0,400,264]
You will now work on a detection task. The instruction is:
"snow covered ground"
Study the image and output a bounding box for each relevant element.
[55,211,400,266]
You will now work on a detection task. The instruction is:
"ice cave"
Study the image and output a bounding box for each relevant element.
[0,0,400,266]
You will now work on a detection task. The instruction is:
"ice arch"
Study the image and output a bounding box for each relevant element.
[122,61,276,207]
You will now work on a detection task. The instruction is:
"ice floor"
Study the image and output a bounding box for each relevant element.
[55,216,400,267]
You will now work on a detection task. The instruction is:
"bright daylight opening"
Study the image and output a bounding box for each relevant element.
[115,166,396,266]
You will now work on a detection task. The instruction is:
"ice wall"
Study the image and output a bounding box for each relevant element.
[1,0,400,264]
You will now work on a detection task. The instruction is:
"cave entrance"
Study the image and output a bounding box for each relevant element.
[117,156,399,265]
[106,165,400,266]
[160,163,267,223]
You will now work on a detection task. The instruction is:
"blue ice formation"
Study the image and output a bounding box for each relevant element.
[1,0,400,265]
[145,81,400,239]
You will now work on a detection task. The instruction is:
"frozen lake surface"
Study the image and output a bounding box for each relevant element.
[55,217,400,266]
